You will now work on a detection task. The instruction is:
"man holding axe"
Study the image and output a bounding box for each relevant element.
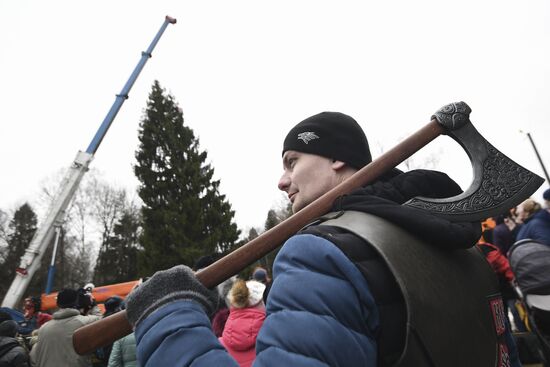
[76,102,542,366]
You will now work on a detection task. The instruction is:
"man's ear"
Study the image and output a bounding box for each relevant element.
[331,160,346,171]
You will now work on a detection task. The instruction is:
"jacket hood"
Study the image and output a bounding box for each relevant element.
[220,307,265,351]
[0,336,20,354]
[53,308,80,320]
[331,169,481,249]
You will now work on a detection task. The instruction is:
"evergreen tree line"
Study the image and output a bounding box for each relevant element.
[236,202,293,280]
[0,81,288,303]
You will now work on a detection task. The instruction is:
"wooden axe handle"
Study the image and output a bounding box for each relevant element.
[73,119,443,355]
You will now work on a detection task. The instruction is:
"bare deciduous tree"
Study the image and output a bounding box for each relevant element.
[32,169,137,290]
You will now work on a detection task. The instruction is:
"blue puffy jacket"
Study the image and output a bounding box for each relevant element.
[135,233,379,366]
[517,209,550,245]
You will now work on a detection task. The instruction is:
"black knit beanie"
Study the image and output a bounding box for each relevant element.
[0,310,17,337]
[57,288,79,309]
[0,310,12,324]
[282,112,372,169]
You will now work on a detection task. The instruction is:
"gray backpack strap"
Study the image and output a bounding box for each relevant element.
[322,211,505,367]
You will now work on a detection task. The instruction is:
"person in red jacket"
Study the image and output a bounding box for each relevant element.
[478,229,526,332]
[478,238,514,283]
[478,229,515,287]
[18,297,52,336]
[219,279,266,367]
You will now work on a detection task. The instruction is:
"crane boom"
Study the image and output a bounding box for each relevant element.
[2,152,93,308]
[2,16,176,308]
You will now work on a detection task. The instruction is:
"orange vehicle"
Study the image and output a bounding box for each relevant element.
[40,280,140,312]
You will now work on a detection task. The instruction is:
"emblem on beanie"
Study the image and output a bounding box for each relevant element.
[297,132,319,144]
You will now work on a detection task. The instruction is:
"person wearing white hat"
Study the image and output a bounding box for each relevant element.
[219,280,266,367]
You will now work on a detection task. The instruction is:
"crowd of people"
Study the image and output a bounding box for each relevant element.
[478,190,550,342]
[0,286,132,367]
[0,266,272,367]
[1,111,549,366]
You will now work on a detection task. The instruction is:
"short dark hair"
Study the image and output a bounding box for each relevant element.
[0,310,13,323]
[0,311,17,338]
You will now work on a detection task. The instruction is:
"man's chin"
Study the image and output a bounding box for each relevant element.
[292,200,307,214]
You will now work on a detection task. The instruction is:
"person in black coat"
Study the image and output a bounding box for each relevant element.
[0,310,29,367]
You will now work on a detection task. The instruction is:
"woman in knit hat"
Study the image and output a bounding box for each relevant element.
[219,280,266,367]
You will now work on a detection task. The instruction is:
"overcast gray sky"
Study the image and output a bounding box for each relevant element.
[1,0,549,232]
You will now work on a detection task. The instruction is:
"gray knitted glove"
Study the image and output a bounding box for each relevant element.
[125,265,219,329]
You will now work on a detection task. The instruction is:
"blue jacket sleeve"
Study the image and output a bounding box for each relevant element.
[134,300,239,367]
[255,234,379,367]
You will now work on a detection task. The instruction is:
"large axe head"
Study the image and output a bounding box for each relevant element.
[405,101,544,221]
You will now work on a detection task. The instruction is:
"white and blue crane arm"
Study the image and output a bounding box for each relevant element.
[1,16,176,309]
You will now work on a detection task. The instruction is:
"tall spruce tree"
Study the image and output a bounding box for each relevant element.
[135,81,239,276]
[0,203,37,299]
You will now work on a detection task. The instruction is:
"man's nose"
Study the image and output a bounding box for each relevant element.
[278,172,290,192]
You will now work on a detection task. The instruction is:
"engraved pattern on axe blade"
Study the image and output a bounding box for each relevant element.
[406,101,544,221]
[406,140,541,220]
